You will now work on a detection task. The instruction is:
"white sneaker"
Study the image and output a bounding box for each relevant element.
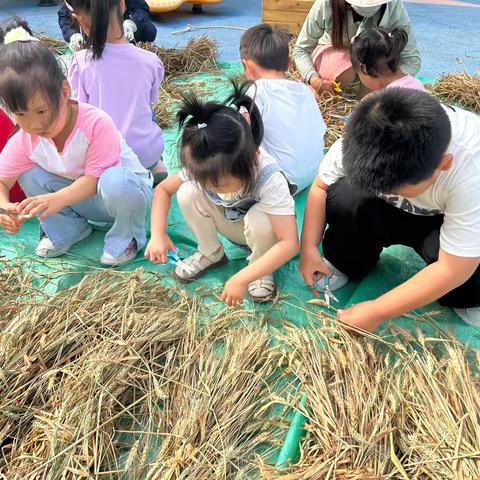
[454,307,480,327]
[35,226,92,258]
[313,258,349,292]
[100,239,138,266]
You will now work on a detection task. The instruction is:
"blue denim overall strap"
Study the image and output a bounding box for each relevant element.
[205,163,282,222]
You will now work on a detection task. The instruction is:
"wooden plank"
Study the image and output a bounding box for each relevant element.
[262,20,305,34]
[262,0,314,13]
[263,9,310,23]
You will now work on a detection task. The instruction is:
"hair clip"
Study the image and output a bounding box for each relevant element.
[4,27,39,45]
[197,123,207,129]
[64,0,74,12]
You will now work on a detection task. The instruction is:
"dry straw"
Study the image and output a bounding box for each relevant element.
[429,72,480,114]
[137,35,218,80]
[0,269,291,479]
[259,315,480,480]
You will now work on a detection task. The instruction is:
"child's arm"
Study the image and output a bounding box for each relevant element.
[299,177,333,285]
[145,174,183,264]
[221,214,299,306]
[17,176,98,220]
[339,250,480,333]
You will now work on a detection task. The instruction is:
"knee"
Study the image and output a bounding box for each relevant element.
[177,181,202,210]
[135,22,157,42]
[326,179,367,222]
[99,167,144,204]
[244,205,276,240]
[18,166,65,196]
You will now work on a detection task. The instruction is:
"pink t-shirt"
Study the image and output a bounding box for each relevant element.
[387,75,426,92]
[68,43,165,169]
[0,102,149,181]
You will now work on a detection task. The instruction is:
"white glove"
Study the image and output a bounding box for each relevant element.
[69,33,84,52]
[123,19,137,42]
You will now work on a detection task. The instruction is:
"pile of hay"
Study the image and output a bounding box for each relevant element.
[429,71,480,114]
[137,35,218,80]
[0,269,291,479]
[35,34,69,56]
[259,318,480,479]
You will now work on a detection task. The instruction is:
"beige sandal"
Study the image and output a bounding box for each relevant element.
[248,274,277,303]
[174,250,228,282]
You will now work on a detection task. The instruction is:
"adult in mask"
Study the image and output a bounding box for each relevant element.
[293,0,420,95]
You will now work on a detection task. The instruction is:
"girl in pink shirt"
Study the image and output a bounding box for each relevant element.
[350,27,426,93]
[66,0,166,176]
[0,20,152,265]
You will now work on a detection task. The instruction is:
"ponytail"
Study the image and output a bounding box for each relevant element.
[178,81,263,193]
[226,80,264,148]
[350,27,408,77]
[386,28,408,73]
[331,0,348,49]
[67,0,122,60]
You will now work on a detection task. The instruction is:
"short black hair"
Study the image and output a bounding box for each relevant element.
[342,88,452,195]
[178,81,264,194]
[0,18,65,123]
[240,23,290,72]
[350,27,408,77]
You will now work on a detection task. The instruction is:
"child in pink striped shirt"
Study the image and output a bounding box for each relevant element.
[0,20,152,265]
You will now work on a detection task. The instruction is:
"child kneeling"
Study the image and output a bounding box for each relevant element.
[300,88,480,330]
[0,24,152,266]
[146,84,299,305]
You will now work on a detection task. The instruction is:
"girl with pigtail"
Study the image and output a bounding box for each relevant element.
[145,83,299,305]
[350,27,426,91]
[66,0,166,177]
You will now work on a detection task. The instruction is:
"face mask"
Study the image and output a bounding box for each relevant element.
[351,4,381,17]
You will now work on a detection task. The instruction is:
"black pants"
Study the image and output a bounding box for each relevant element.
[323,179,480,308]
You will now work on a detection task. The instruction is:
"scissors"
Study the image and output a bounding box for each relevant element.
[313,273,339,307]
[0,207,31,219]
[330,114,350,122]
[167,249,195,275]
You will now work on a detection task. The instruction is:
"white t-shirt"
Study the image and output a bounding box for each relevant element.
[318,105,480,258]
[179,150,295,216]
[247,79,326,192]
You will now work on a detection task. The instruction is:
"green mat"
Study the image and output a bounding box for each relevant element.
[2,66,480,472]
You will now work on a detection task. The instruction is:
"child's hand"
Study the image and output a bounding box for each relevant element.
[299,247,331,288]
[18,193,66,220]
[310,76,338,96]
[145,234,176,264]
[221,276,248,307]
[0,203,25,235]
[337,301,384,335]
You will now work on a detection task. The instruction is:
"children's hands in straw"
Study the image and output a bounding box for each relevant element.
[337,300,384,335]
[310,76,338,96]
[0,202,25,235]
[221,276,248,307]
[18,193,66,220]
[145,234,176,264]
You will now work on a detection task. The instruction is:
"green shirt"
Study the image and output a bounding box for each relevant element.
[293,0,421,81]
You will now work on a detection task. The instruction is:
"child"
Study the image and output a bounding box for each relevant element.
[58,0,157,51]
[350,27,425,92]
[145,84,299,305]
[67,0,166,176]
[0,21,152,265]
[240,24,326,193]
[300,88,480,331]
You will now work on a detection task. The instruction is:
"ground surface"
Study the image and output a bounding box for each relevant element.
[1,0,479,78]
